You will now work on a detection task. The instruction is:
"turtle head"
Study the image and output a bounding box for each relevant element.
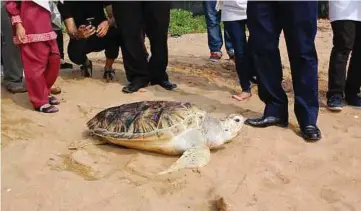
[221,114,245,143]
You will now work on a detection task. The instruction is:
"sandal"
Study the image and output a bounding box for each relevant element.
[49,96,60,105]
[103,69,115,82]
[35,104,59,113]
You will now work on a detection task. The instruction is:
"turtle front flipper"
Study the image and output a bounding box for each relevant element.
[158,146,211,175]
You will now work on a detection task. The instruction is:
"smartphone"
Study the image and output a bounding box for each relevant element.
[86,17,95,27]
[86,17,98,36]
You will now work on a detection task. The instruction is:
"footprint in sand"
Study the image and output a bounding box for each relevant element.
[320,188,343,203]
[48,149,116,181]
[319,188,356,211]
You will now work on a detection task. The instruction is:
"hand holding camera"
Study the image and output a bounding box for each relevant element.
[76,17,96,39]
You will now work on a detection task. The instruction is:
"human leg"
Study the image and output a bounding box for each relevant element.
[224,24,235,59]
[281,1,320,141]
[55,29,73,69]
[101,27,120,81]
[245,1,288,128]
[144,1,176,90]
[44,40,61,95]
[113,1,150,93]
[345,21,361,107]
[203,0,223,61]
[20,41,58,113]
[224,20,252,101]
[67,38,92,77]
[327,20,355,111]
[1,4,26,93]
[55,29,64,60]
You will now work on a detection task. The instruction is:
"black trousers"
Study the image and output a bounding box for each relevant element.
[327,20,361,99]
[247,1,319,127]
[67,27,120,65]
[55,30,64,59]
[113,1,170,84]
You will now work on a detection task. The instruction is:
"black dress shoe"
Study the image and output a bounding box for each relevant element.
[151,80,177,90]
[60,62,73,69]
[122,82,148,93]
[301,125,321,142]
[245,116,288,128]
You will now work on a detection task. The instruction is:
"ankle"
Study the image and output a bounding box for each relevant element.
[83,59,91,66]
[104,66,113,71]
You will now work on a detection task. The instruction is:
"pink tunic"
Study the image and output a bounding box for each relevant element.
[5,0,57,45]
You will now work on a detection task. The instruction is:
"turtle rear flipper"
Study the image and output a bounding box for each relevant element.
[158,146,211,175]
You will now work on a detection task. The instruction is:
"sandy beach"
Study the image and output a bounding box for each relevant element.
[1,20,361,211]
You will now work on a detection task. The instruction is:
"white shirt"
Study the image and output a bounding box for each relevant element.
[32,0,51,12]
[32,0,64,12]
[217,0,247,22]
[329,0,361,22]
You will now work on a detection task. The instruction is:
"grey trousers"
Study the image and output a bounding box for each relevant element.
[1,2,24,86]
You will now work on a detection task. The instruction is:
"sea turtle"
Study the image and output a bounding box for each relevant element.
[85,100,245,175]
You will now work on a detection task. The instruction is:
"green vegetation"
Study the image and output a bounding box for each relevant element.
[60,9,220,36]
[169,9,207,35]
[61,23,66,33]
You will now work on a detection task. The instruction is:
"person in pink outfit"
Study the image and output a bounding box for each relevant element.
[5,0,61,113]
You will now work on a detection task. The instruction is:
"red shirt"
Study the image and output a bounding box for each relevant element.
[5,0,57,45]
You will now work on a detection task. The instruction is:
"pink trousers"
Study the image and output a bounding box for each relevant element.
[20,40,60,108]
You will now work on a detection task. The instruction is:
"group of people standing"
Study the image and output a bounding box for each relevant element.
[57,1,178,93]
[2,1,177,113]
[203,0,360,142]
[1,1,360,142]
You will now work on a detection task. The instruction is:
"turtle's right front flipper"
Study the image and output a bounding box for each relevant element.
[158,146,211,175]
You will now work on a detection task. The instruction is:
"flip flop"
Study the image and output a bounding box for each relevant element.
[49,96,60,105]
[35,104,59,113]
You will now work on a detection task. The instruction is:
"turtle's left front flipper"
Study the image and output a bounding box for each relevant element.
[158,146,211,175]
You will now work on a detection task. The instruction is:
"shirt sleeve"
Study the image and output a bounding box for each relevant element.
[57,1,72,20]
[5,0,21,25]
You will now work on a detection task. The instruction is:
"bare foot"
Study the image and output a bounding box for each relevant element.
[232,92,252,101]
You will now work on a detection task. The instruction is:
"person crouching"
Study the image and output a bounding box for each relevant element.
[5,0,61,113]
